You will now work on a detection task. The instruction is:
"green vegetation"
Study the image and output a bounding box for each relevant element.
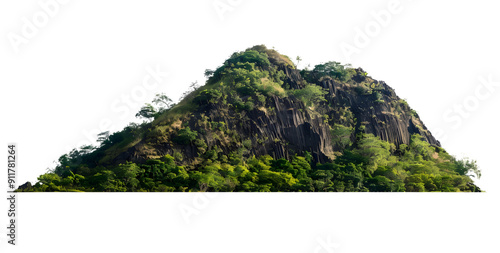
[173,127,198,145]
[291,84,328,107]
[19,45,481,192]
[21,133,480,192]
[194,89,222,105]
[373,91,384,103]
[135,103,157,120]
[136,93,175,120]
[331,124,354,150]
[302,61,356,83]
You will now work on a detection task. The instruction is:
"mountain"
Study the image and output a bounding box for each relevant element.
[19,45,481,192]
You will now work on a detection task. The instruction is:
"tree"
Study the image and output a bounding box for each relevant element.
[365,175,395,192]
[135,103,157,120]
[409,134,434,160]
[292,84,328,106]
[373,91,384,103]
[353,134,392,174]
[194,89,222,105]
[97,131,110,143]
[89,170,125,192]
[53,145,97,176]
[455,158,481,179]
[180,81,201,100]
[38,173,61,186]
[225,50,271,69]
[204,69,215,78]
[152,93,173,111]
[114,162,142,190]
[331,124,353,150]
[134,94,173,121]
[313,61,353,82]
[295,56,302,68]
[258,170,298,191]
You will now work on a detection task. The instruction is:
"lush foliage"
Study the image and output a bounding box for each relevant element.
[19,45,481,193]
[21,133,480,192]
[172,127,198,145]
[302,61,356,83]
[291,84,328,107]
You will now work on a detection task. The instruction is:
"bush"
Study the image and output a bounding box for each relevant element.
[173,151,183,162]
[355,85,372,95]
[373,91,384,103]
[254,79,286,97]
[312,61,353,82]
[242,139,252,149]
[331,124,353,150]
[225,50,271,70]
[236,85,255,96]
[250,45,295,68]
[292,84,328,106]
[194,139,208,153]
[194,89,222,105]
[244,101,255,111]
[173,127,198,145]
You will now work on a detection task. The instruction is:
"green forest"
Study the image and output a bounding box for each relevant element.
[19,46,481,192]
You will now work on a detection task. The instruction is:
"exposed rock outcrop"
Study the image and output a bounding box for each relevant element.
[108,50,440,166]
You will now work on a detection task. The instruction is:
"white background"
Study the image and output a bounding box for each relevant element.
[0,0,499,252]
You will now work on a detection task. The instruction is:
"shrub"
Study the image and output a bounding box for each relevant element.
[355,84,372,95]
[173,127,198,145]
[250,45,295,68]
[256,93,266,104]
[312,61,353,82]
[236,85,255,96]
[194,89,222,105]
[242,139,252,149]
[373,91,384,103]
[225,50,271,70]
[292,84,328,106]
[194,139,208,153]
[244,101,255,111]
[173,151,183,162]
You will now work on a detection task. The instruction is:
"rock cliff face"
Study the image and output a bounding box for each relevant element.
[109,48,439,166]
[278,63,439,148]
[318,77,439,147]
[114,95,335,164]
[205,96,335,163]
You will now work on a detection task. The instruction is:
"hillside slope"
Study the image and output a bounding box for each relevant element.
[107,46,438,165]
[19,45,481,192]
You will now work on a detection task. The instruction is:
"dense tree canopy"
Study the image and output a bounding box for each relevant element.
[21,133,480,192]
